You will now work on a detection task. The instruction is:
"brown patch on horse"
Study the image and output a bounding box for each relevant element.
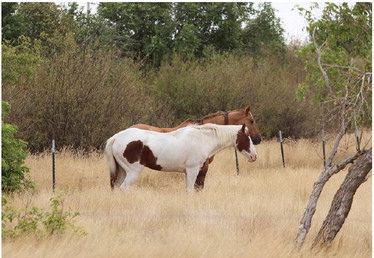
[236,125,250,152]
[123,140,143,163]
[140,145,162,170]
[123,140,162,170]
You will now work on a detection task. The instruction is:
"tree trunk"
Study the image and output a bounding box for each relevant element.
[312,149,372,248]
[295,151,364,246]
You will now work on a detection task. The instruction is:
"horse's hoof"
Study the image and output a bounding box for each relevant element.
[194,184,204,192]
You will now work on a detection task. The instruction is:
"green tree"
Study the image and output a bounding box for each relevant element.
[97,2,285,65]
[2,102,33,193]
[174,23,201,60]
[173,2,254,56]
[2,3,25,42]
[242,3,286,56]
[13,3,104,55]
[296,2,371,124]
[17,3,62,40]
[98,3,174,66]
[295,2,372,247]
[66,3,114,48]
[2,36,41,86]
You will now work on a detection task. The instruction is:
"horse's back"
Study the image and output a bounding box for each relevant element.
[130,124,154,130]
[111,128,184,154]
[130,124,175,133]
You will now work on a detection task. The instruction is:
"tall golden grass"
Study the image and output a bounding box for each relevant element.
[3,131,372,258]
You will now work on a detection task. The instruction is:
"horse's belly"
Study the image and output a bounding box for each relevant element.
[157,160,185,172]
[155,155,186,172]
[159,166,185,172]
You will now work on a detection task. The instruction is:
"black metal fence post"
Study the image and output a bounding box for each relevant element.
[322,138,326,168]
[52,140,56,192]
[355,128,361,151]
[279,130,285,168]
[234,148,240,175]
[321,130,327,168]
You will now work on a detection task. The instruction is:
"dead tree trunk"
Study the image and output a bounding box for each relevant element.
[312,149,372,248]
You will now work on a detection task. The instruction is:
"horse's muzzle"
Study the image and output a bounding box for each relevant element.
[248,154,257,162]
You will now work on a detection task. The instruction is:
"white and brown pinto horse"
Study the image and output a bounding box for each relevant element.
[105,124,257,193]
[129,106,261,190]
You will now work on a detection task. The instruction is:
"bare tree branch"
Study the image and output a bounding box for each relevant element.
[312,28,335,98]
[295,50,370,248]
[321,64,362,72]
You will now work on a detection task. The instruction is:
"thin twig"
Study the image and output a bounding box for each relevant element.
[321,64,362,72]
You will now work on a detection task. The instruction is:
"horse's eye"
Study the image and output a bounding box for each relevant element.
[249,120,254,124]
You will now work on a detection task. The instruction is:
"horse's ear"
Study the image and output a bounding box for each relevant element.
[241,124,246,132]
[245,106,251,114]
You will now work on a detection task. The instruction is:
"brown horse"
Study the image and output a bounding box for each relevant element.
[113,106,261,190]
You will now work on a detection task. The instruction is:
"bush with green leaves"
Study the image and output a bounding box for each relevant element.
[2,101,33,193]
[2,196,86,240]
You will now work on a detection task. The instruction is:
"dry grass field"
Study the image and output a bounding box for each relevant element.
[3,131,372,258]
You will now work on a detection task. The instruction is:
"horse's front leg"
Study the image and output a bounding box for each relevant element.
[194,156,215,191]
[186,166,200,193]
[194,159,209,191]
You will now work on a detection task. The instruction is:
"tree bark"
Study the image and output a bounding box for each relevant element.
[295,150,365,246]
[312,149,372,248]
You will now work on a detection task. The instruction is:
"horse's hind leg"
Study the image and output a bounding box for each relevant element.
[119,164,144,191]
[194,159,210,191]
[115,166,126,187]
[111,165,127,189]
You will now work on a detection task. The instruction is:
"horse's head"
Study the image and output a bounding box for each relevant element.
[233,106,262,145]
[236,124,257,162]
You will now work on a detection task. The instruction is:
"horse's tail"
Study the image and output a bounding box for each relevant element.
[105,137,119,190]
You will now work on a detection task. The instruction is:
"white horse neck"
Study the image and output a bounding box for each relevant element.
[187,124,241,154]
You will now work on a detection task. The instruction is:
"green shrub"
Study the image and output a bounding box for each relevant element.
[3,38,321,152]
[3,35,153,152]
[1,101,33,193]
[151,52,319,138]
[2,196,86,240]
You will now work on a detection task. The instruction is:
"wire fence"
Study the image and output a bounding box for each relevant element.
[48,128,366,191]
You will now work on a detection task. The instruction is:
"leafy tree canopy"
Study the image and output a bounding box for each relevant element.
[2,2,286,66]
[98,2,285,65]
[297,2,372,125]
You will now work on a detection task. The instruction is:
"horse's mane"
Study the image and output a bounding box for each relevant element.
[181,108,245,124]
[188,123,240,146]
